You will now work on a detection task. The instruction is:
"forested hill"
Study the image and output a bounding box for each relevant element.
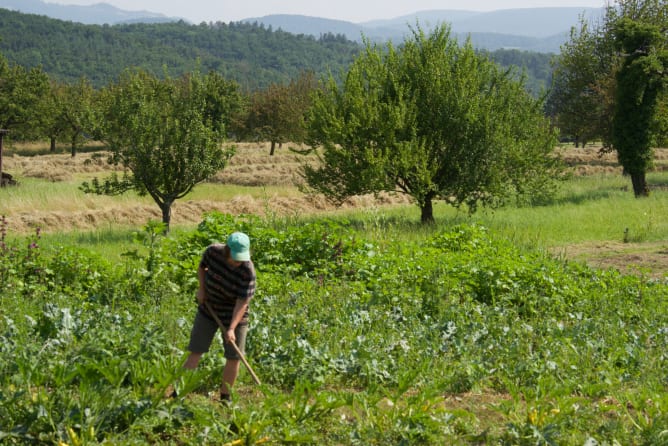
[0,8,553,93]
[0,8,360,90]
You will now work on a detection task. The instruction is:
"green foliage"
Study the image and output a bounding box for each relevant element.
[0,215,46,297]
[168,211,372,280]
[81,69,235,229]
[547,19,614,147]
[305,25,561,223]
[1,212,667,444]
[551,0,668,195]
[0,53,50,139]
[242,71,317,153]
[0,10,361,90]
[612,16,668,196]
[485,49,554,96]
[45,78,98,156]
[2,8,561,97]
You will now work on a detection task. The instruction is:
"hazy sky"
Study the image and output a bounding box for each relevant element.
[48,0,608,23]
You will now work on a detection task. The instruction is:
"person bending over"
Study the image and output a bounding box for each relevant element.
[183,232,256,402]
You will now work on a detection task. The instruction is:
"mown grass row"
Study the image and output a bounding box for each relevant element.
[8,169,663,269]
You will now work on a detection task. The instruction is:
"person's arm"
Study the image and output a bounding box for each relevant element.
[224,299,249,344]
[196,264,207,305]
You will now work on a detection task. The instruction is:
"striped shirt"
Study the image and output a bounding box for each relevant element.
[199,243,256,326]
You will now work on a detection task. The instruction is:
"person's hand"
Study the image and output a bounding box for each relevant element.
[196,288,206,305]
[225,328,236,345]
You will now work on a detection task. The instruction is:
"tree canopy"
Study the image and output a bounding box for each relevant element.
[547,20,614,147]
[243,71,318,155]
[304,26,561,223]
[0,8,555,95]
[549,0,668,196]
[612,16,668,196]
[0,52,50,139]
[81,69,234,230]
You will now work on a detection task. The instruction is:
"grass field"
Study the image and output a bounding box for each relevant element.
[2,141,667,278]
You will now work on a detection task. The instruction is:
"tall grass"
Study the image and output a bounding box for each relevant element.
[476,172,668,247]
[336,171,668,249]
[0,177,154,214]
[0,178,301,216]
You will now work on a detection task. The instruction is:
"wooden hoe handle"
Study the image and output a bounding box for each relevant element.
[204,301,262,385]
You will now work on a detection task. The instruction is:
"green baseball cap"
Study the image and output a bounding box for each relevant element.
[227,232,251,261]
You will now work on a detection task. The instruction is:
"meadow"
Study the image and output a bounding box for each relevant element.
[0,142,667,445]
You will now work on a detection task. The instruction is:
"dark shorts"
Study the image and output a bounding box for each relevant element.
[187,309,248,360]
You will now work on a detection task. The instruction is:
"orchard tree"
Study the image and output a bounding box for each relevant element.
[547,19,616,147]
[44,78,96,156]
[611,17,667,196]
[42,81,69,152]
[552,0,668,196]
[202,71,246,139]
[0,55,50,139]
[304,26,560,223]
[82,69,234,230]
[245,71,317,155]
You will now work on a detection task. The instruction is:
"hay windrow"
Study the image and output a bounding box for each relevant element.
[2,193,410,233]
[2,143,667,278]
[1,143,666,233]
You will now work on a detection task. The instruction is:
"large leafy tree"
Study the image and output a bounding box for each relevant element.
[611,16,668,196]
[551,0,668,196]
[304,26,560,223]
[83,69,234,230]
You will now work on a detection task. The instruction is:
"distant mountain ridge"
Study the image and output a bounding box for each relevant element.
[0,0,604,53]
[0,0,177,24]
[244,7,605,53]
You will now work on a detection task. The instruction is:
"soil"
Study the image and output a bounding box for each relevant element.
[552,240,668,280]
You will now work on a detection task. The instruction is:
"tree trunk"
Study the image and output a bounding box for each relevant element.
[270,140,276,156]
[70,135,77,157]
[50,137,56,152]
[420,198,435,224]
[630,171,650,197]
[160,202,172,233]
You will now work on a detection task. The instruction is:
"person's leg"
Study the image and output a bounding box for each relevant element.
[221,359,240,396]
[181,310,218,372]
[171,312,217,398]
[168,353,202,397]
[184,352,203,369]
[220,325,248,399]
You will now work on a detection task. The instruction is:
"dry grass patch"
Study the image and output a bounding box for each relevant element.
[2,142,668,279]
[0,141,411,233]
[4,152,117,182]
[556,145,668,176]
[212,142,311,186]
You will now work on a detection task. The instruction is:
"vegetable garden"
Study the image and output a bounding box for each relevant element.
[1,211,666,445]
